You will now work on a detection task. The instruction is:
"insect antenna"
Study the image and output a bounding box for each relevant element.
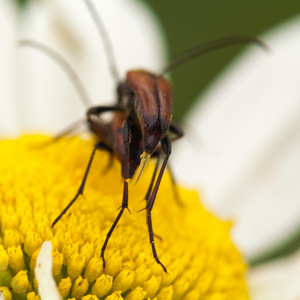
[162,36,269,74]
[83,0,120,84]
[19,39,92,108]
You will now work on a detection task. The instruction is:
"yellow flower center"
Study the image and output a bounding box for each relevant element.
[0,135,248,299]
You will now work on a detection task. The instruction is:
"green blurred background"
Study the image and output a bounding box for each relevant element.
[143,0,300,120]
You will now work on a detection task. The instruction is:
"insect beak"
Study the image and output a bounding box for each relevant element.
[129,151,151,190]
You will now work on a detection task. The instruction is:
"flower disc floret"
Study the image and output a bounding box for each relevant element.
[0,135,248,299]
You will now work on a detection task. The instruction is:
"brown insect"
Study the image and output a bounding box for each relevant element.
[20,0,267,272]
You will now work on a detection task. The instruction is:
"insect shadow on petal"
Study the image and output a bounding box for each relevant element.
[19,0,268,272]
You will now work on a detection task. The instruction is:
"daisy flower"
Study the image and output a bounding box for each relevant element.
[0,0,299,299]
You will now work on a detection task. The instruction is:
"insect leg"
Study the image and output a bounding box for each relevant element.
[87,105,123,116]
[142,154,164,241]
[169,121,184,142]
[52,118,86,142]
[144,153,160,202]
[42,107,122,147]
[145,137,171,272]
[52,141,112,227]
[168,122,184,206]
[166,163,184,207]
[101,119,130,268]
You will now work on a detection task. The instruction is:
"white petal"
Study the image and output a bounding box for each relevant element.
[172,15,300,259]
[35,241,61,300]
[17,0,166,132]
[249,251,300,300]
[0,0,19,136]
